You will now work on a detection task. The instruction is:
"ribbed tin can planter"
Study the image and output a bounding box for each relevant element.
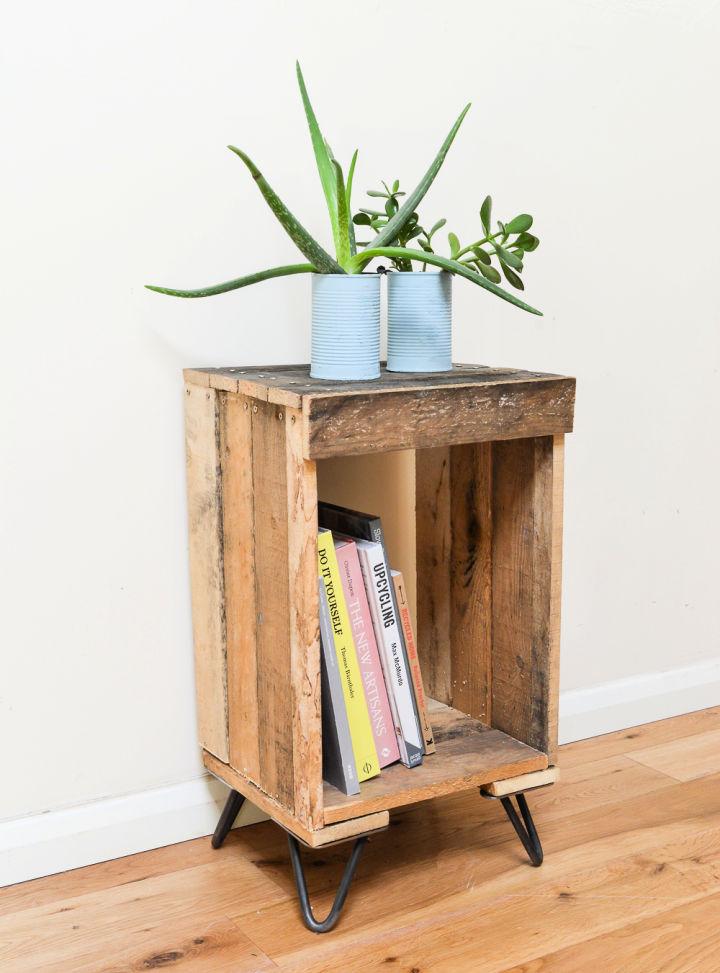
[387,271,452,373]
[310,274,381,381]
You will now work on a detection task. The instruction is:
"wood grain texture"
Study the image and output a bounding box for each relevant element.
[284,405,323,829]
[322,698,547,824]
[415,446,452,703]
[628,727,720,782]
[203,750,388,847]
[183,383,228,761]
[482,765,559,796]
[6,708,720,973]
[250,399,295,810]
[219,392,260,783]
[449,441,493,722]
[306,378,576,458]
[491,436,560,757]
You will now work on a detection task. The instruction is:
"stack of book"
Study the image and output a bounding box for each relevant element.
[317,502,435,795]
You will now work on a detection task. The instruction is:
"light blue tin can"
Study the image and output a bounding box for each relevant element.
[387,271,452,373]
[310,274,381,381]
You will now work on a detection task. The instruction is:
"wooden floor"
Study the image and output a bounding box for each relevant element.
[3,708,720,972]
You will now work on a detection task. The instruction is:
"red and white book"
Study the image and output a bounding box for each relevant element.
[335,536,400,768]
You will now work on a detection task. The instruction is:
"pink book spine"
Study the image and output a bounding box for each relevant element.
[335,538,400,768]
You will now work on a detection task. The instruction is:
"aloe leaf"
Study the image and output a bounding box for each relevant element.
[346,149,358,257]
[227,146,343,274]
[295,62,341,256]
[352,246,542,314]
[145,262,317,298]
[368,104,471,249]
[332,160,351,267]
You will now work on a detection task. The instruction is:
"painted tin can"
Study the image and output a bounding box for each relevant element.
[310,274,381,381]
[387,271,452,373]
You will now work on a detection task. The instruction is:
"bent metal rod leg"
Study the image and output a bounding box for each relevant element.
[211,789,246,849]
[287,834,368,933]
[499,791,544,867]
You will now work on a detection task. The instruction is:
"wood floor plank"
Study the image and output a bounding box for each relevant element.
[628,727,720,782]
[0,858,287,972]
[498,891,720,973]
[559,706,720,769]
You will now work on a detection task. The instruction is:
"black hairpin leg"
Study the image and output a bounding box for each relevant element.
[287,834,367,933]
[211,789,245,849]
[499,792,543,867]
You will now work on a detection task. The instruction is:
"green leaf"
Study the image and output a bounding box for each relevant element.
[392,178,400,193]
[448,232,460,258]
[501,264,524,289]
[353,212,372,225]
[504,214,533,234]
[145,263,318,298]
[473,247,491,265]
[477,262,501,283]
[385,197,399,218]
[295,62,342,260]
[480,196,492,235]
[494,243,523,270]
[346,149,358,257]
[429,218,447,238]
[332,160,351,267]
[367,189,388,198]
[368,103,471,248]
[227,146,344,273]
[517,232,540,251]
[350,246,542,314]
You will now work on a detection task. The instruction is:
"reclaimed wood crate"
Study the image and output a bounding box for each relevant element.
[183,364,575,847]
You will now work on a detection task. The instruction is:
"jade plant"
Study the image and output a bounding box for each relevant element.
[354,183,539,291]
[146,64,541,315]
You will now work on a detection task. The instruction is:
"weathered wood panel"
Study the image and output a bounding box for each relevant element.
[251,400,295,809]
[219,392,260,783]
[415,446,452,703]
[449,442,493,723]
[491,435,562,757]
[323,699,547,824]
[183,383,228,761]
[306,378,575,457]
[284,406,323,829]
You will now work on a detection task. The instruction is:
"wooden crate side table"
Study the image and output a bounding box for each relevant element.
[183,363,575,931]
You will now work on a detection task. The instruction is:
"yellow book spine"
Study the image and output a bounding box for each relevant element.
[317,531,380,782]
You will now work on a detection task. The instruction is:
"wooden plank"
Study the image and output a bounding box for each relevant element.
[482,765,559,796]
[449,441,493,722]
[284,405,323,830]
[323,698,547,824]
[202,751,387,847]
[219,392,260,784]
[305,378,576,458]
[250,399,294,810]
[414,446,452,703]
[491,436,560,757]
[547,434,565,761]
[183,383,228,761]
[628,727,720,782]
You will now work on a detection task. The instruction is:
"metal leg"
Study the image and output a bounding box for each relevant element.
[287,834,367,933]
[499,792,544,867]
[211,789,245,849]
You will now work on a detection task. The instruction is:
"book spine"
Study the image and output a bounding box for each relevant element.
[392,571,436,755]
[336,540,400,768]
[317,531,380,782]
[318,578,359,796]
[356,542,423,768]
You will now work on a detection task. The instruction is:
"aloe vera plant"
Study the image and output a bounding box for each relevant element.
[146,64,541,316]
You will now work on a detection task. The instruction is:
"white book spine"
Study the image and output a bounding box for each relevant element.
[356,540,423,766]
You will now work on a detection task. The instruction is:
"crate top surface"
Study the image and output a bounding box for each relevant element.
[185,363,576,457]
[185,362,573,404]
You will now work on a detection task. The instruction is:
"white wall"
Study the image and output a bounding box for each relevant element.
[3,0,719,883]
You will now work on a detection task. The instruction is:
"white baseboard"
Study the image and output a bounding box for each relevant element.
[0,774,268,888]
[558,657,720,744]
[3,658,719,888]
